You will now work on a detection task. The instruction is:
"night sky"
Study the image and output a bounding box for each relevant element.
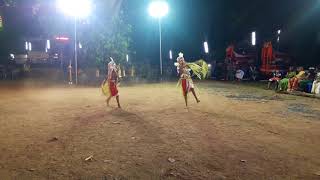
[127,0,320,65]
[1,0,320,65]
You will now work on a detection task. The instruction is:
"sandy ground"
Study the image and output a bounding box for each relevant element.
[0,81,320,180]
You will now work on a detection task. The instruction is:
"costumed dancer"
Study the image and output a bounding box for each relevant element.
[101,58,121,108]
[175,53,208,107]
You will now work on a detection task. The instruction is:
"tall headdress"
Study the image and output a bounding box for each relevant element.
[108,57,116,71]
[176,52,184,62]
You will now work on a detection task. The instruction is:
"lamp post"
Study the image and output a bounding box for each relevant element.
[148,1,169,75]
[57,0,91,85]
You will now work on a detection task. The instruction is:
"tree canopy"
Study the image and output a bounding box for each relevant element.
[0,0,132,68]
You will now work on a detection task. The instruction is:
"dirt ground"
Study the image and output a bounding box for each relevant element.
[0,81,320,180]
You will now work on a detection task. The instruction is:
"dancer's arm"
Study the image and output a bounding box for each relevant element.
[101,77,107,86]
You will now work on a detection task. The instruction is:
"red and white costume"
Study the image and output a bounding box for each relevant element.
[176,55,194,96]
[108,60,119,97]
[102,59,119,97]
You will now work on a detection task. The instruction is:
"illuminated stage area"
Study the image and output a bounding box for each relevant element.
[0,81,319,179]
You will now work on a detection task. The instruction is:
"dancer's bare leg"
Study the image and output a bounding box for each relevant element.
[116,95,121,108]
[184,94,188,107]
[190,88,200,103]
[106,96,112,106]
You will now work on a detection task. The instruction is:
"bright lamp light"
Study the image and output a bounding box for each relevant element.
[28,42,32,51]
[204,41,209,54]
[148,1,169,18]
[251,31,256,46]
[277,29,281,35]
[46,40,50,50]
[57,0,91,18]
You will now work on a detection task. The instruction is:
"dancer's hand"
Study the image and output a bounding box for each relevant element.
[101,79,106,86]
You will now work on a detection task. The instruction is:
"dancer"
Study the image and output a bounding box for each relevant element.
[175,53,208,107]
[101,58,121,108]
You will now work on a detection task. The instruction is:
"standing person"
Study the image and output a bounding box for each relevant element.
[176,53,208,107]
[211,60,217,79]
[226,62,235,81]
[101,58,121,108]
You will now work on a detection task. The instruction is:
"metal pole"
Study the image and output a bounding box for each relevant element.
[158,18,162,75]
[69,59,72,84]
[74,16,78,85]
[60,45,63,80]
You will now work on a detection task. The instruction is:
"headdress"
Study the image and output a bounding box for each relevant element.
[176,52,184,62]
[108,57,117,71]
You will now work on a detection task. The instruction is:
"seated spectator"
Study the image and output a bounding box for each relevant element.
[311,71,320,94]
[279,66,296,91]
[288,66,306,92]
[307,67,316,80]
[235,69,244,81]
[268,70,282,90]
[299,67,316,92]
